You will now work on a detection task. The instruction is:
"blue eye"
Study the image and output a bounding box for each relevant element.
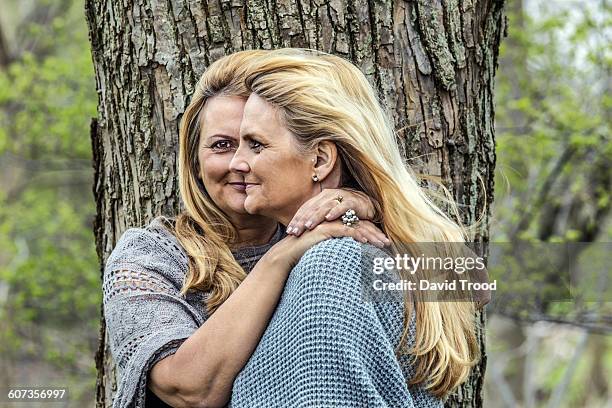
[249,140,264,152]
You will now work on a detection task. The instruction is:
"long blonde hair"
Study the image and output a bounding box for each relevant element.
[243,48,480,398]
[175,50,267,315]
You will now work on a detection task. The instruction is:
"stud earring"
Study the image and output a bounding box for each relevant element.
[312,174,319,182]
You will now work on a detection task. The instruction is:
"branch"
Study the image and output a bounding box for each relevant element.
[488,360,518,408]
[492,311,612,335]
[0,16,11,67]
[512,144,576,238]
[546,332,589,408]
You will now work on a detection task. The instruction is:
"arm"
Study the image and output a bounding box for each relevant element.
[104,225,293,408]
[148,221,387,408]
[148,246,292,408]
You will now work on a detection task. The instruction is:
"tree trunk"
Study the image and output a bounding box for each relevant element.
[85,1,505,407]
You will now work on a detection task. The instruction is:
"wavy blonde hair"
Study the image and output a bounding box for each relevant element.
[175,50,268,315]
[243,48,480,398]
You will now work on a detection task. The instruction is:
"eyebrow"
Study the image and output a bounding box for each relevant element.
[205,133,238,141]
[240,131,267,141]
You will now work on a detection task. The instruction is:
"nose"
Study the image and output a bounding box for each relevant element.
[229,144,251,174]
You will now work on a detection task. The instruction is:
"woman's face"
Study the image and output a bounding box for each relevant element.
[197,95,250,217]
[230,93,317,225]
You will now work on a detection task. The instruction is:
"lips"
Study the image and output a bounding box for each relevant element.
[227,181,259,192]
[227,182,247,192]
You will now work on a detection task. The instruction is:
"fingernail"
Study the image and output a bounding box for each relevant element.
[305,220,313,229]
[362,238,368,243]
[287,226,294,234]
[325,213,332,220]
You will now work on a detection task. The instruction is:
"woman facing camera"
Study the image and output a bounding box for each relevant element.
[102,50,386,408]
[228,49,481,407]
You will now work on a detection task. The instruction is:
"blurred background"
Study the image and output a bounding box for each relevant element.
[0,0,609,407]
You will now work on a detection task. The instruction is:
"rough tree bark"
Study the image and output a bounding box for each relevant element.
[85,1,505,407]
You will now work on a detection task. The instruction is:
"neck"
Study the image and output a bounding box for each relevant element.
[230,213,279,249]
[276,208,299,228]
[275,173,343,227]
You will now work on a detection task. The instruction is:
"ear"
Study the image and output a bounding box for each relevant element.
[313,141,340,185]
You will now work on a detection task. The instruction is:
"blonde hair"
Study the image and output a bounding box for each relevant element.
[243,48,480,397]
[175,50,267,315]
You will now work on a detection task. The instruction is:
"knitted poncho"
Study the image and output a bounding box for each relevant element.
[103,217,442,408]
[230,237,442,408]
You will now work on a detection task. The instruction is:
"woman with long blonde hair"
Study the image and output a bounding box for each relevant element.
[102,50,386,408]
[228,48,483,406]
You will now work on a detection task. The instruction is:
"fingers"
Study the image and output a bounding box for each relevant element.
[324,198,352,221]
[287,188,377,236]
[287,192,341,236]
[316,220,390,248]
[349,221,390,248]
[325,189,375,221]
[286,196,318,235]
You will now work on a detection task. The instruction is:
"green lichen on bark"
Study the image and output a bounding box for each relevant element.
[415,0,456,90]
[443,0,466,69]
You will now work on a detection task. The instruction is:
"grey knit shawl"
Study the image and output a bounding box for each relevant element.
[102,216,283,408]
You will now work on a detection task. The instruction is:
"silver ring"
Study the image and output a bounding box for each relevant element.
[341,209,359,228]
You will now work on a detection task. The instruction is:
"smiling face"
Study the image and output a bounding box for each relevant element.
[197,95,251,217]
[230,93,318,225]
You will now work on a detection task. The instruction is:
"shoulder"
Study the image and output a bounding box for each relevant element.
[294,237,392,289]
[287,238,405,335]
[295,237,404,308]
[105,216,189,284]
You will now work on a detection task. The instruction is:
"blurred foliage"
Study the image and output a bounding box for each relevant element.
[487,1,611,407]
[0,0,98,403]
[493,0,611,244]
[0,3,95,158]
[491,0,611,323]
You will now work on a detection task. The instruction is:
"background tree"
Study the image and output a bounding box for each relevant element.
[84,1,505,407]
[2,1,607,407]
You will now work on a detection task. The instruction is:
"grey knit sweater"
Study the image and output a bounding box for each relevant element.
[103,217,442,408]
[230,237,442,407]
